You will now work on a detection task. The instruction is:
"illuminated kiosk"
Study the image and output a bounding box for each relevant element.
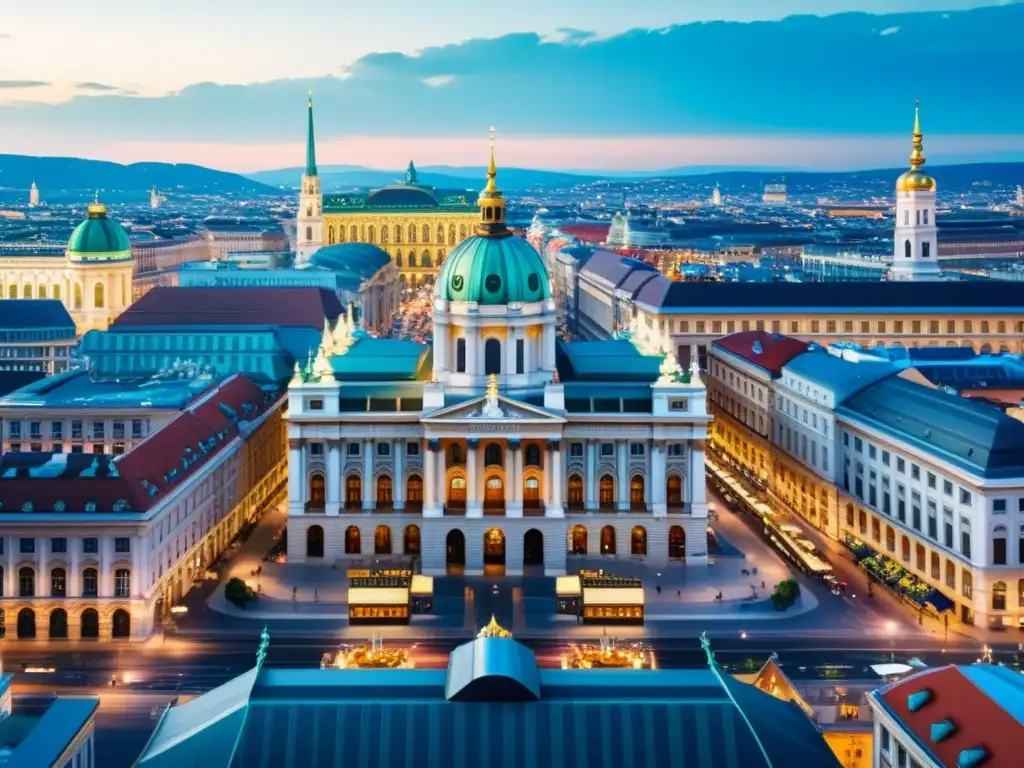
[325,635,414,669]
[559,571,645,624]
[347,569,434,625]
[562,629,656,669]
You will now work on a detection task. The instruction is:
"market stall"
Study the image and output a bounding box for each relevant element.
[347,569,434,624]
[579,573,644,624]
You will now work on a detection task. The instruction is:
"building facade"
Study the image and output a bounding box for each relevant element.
[0,201,135,334]
[0,375,287,641]
[285,147,711,576]
[0,300,77,396]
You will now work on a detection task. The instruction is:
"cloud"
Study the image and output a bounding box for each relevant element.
[0,80,49,89]
[0,3,1022,150]
[422,75,455,88]
[75,82,119,92]
[879,26,901,35]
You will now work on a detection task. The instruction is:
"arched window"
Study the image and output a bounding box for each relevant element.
[309,473,325,505]
[6,285,15,299]
[328,225,335,244]
[669,526,686,559]
[600,525,616,554]
[396,250,403,267]
[17,608,36,639]
[37,285,46,298]
[111,608,131,639]
[408,252,417,268]
[448,225,456,245]
[49,608,68,639]
[80,609,99,639]
[18,567,34,598]
[407,474,423,505]
[900,536,910,563]
[422,224,430,243]
[50,567,66,597]
[599,475,614,508]
[667,475,683,506]
[307,525,324,558]
[338,225,345,243]
[924,209,929,225]
[858,510,867,535]
[305,226,312,242]
[73,284,82,309]
[345,475,362,505]
[904,210,909,225]
[408,224,417,244]
[484,443,502,467]
[422,250,431,267]
[394,225,402,244]
[350,225,358,242]
[404,525,421,555]
[630,475,645,507]
[22,284,32,299]
[82,568,98,597]
[367,225,376,244]
[437,225,444,244]
[631,526,647,556]
[904,240,911,259]
[437,248,444,265]
[993,526,1008,565]
[484,338,501,375]
[922,241,930,258]
[380,226,389,245]
[459,225,467,240]
[114,568,131,598]
[524,476,540,508]
[571,525,588,554]
[886,525,895,553]
[993,581,1007,611]
[525,445,541,468]
[567,475,583,508]
[456,338,466,373]
[1018,579,1024,608]
[376,475,393,505]
[375,525,392,555]
[345,526,361,554]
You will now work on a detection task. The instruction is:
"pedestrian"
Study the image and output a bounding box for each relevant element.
[655,584,662,595]
[314,587,319,603]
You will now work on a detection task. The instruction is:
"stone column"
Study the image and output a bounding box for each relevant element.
[393,439,405,510]
[434,319,448,372]
[423,441,438,516]
[69,539,81,598]
[542,323,555,370]
[651,440,667,517]
[585,440,597,510]
[467,439,482,517]
[362,439,375,511]
[616,439,629,511]
[326,441,342,515]
[504,442,521,517]
[689,440,707,514]
[546,440,564,517]
[505,329,517,378]
[512,442,524,515]
[288,439,304,515]
[465,529,484,576]
[466,326,479,378]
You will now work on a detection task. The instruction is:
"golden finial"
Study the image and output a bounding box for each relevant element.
[477,615,512,638]
[94,189,99,204]
[910,100,925,169]
[87,190,106,218]
[483,126,499,195]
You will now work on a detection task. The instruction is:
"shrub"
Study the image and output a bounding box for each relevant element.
[225,577,255,608]
[771,578,801,611]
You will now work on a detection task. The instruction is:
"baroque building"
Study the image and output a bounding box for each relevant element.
[0,200,134,334]
[286,141,711,575]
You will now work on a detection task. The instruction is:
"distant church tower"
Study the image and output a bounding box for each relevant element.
[150,187,161,210]
[28,181,39,208]
[889,102,941,282]
[710,184,722,206]
[295,92,323,267]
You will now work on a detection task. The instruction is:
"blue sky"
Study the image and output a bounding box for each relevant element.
[0,1,1021,171]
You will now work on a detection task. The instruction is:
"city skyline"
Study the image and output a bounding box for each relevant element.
[1,1,1023,172]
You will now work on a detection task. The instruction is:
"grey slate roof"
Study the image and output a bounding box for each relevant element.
[838,376,1024,478]
[783,350,897,402]
[0,299,75,329]
[634,279,1024,313]
[580,250,655,288]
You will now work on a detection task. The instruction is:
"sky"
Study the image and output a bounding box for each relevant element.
[0,0,1022,172]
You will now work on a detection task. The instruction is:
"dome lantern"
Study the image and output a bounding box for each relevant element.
[895,101,936,193]
[476,127,510,238]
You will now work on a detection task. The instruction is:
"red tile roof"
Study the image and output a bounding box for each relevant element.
[0,375,281,514]
[878,666,1024,768]
[712,331,809,376]
[112,287,342,328]
[558,224,609,244]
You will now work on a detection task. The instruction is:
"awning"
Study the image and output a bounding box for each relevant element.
[348,587,409,606]
[556,576,582,596]
[582,587,645,606]
[924,588,955,613]
[871,663,913,678]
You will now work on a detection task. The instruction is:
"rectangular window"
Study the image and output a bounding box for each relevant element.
[83,537,99,554]
[114,537,131,554]
[51,537,67,553]
[92,420,105,439]
[113,421,125,439]
[927,472,936,489]
[29,421,41,439]
[897,457,905,473]
[308,399,324,411]
[376,442,391,456]
[959,488,971,505]
[600,443,614,457]
[132,419,144,438]
[7,421,21,439]
[456,338,466,373]
[993,499,1007,513]
[71,420,83,439]
[854,437,863,452]
[994,537,1007,565]
[570,443,583,458]
[669,399,689,411]
[406,442,420,456]
[50,421,63,440]
[911,464,920,481]
[310,442,324,456]
[630,443,645,456]
[51,569,66,597]
[516,339,524,374]
[19,538,35,554]
[346,443,360,456]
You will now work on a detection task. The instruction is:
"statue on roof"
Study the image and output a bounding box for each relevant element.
[657,349,683,384]
[477,615,512,638]
[688,356,704,388]
[313,344,335,382]
[290,361,304,386]
[404,159,419,185]
[481,373,504,418]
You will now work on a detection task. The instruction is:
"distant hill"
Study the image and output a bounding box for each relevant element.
[249,161,1024,193]
[248,165,601,191]
[0,154,277,195]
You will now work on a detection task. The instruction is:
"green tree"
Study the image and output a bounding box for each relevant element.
[771,578,801,611]
[225,577,254,608]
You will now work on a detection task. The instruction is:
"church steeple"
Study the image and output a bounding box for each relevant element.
[305,91,318,177]
[476,127,510,238]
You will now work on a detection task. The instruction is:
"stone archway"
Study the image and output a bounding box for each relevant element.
[669,525,686,559]
[630,526,647,556]
[447,472,467,510]
[446,529,466,573]
[345,526,361,554]
[570,524,588,555]
[483,528,506,570]
[17,608,35,639]
[524,529,544,567]
[80,608,99,639]
[600,525,616,555]
[112,608,131,639]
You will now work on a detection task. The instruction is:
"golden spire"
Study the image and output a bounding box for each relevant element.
[87,190,106,218]
[483,126,500,196]
[477,615,512,638]
[909,100,925,170]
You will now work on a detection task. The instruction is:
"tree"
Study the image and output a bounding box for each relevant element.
[225,577,255,608]
[771,578,801,611]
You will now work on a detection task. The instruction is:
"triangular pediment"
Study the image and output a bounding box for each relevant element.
[422,393,564,423]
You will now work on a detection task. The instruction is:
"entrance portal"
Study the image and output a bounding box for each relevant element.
[484,475,505,512]
[524,528,544,567]
[483,528,506,571]
[446,529,466,573]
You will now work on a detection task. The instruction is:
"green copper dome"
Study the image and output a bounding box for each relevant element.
[437,234,550,305]
[67,202,131,261]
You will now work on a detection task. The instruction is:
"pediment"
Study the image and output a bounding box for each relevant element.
[422,394,564,424]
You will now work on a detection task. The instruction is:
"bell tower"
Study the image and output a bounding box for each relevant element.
[890,102,941,282]
[296,91,323,267]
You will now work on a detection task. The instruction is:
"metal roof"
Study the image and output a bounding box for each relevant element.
[445,637,541,702]
[0,299,75,330]
[4,696,98,768]
[783,350,897,402]
[557,339,662,383]
[332,339,430,382]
